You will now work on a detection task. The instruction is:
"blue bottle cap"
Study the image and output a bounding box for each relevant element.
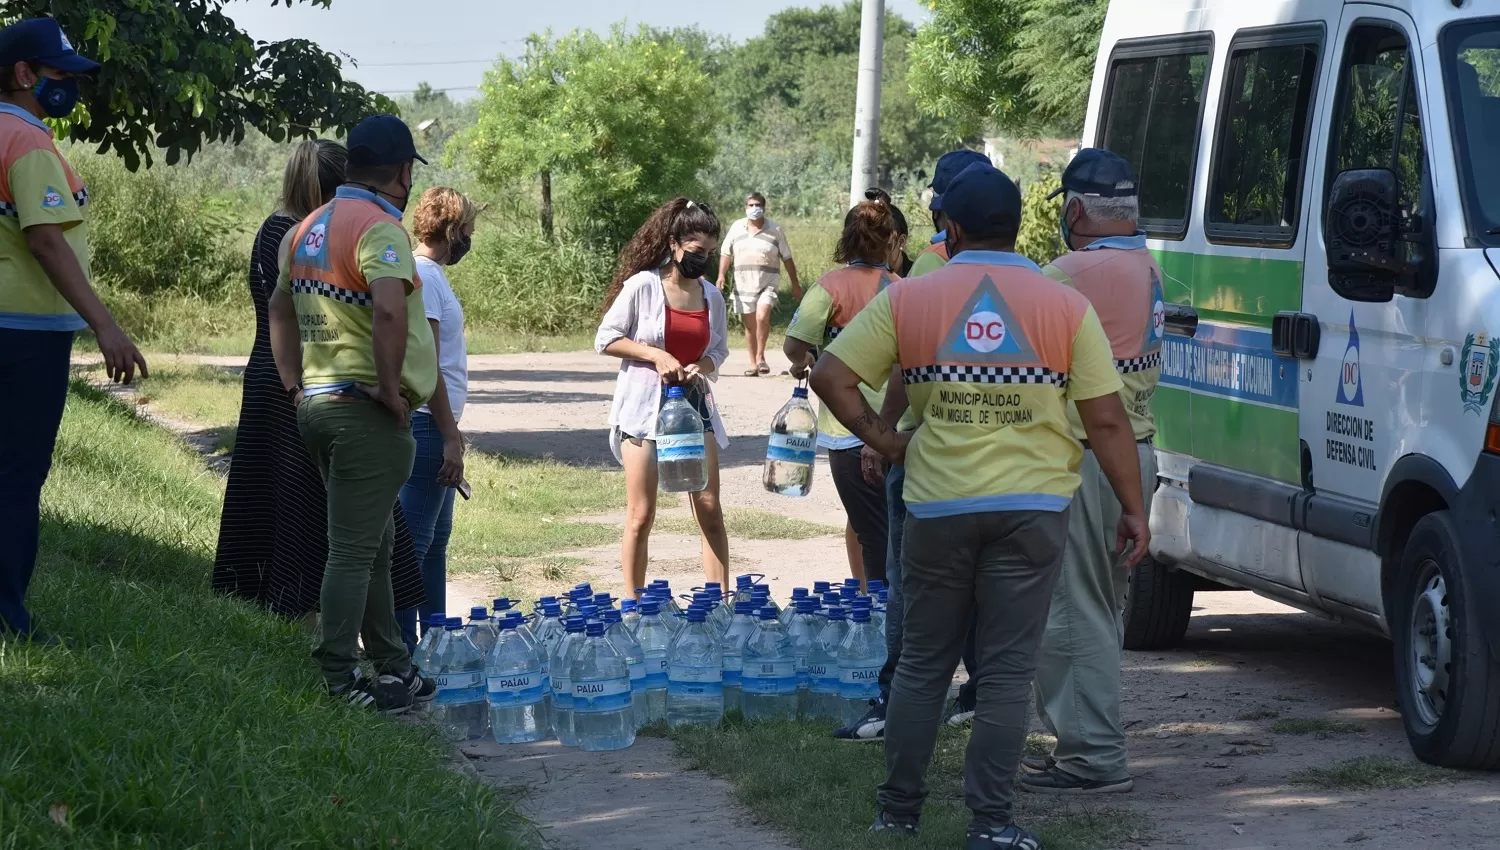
[813,581,832,594]
[878,589,889,603]
[504,612,526,627]
[446,617,464,630]
[687,607,709,623]
[666,385,686,398]
[792,387,809,398]
[620,599,638,613]
[586,621,606,637]
[578,604,599,620]
[868,579,885,593]
[651,578,671,588]
[823,592,842,607]
[751,585,771,597]
[705,581,722,591]
[470,606,489,619]
[796,598,818,614]
[736,574,754,587]
[733,601,754,615]
[594,592,613,604]
[496,617,514,632]
[492,597,513,611]
[791,587,809,599]
[601,609,622,625]
[827,606,847,621]
[565,616,586,632]
[640,601,661,616]
[844,578,861,587]
[851,607,872,623]
[758,606,778,620]
[852,595,873,608]
[840,586,857,601]
[543,603,563,617]
[538,596,557,605]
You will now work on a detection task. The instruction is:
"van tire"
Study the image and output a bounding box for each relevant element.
[1392,510,1500,769]
[1122,557,1194,650]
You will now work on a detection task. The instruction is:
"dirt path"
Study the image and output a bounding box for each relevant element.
[109,349,1500,849]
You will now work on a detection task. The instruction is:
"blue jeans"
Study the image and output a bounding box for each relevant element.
[0,329,73,636]
[396,411,456,653]
[878,463,978,705]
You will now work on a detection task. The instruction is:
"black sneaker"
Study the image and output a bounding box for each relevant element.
[869,810,919,837]
[945,695,976,727]
[965,824,1042,850]
[1020,755,1054,773]
[401,667,436,703]
[834,697,886,742]
[329,668,414,715]
[1019,766,1133,796]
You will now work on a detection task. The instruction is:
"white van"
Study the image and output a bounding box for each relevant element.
[1088,0,1500,767]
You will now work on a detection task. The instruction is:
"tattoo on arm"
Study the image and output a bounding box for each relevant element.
[846,405,892,447]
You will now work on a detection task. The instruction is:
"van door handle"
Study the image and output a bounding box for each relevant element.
[1272,311,1320,358]
[1164,303,1198,338]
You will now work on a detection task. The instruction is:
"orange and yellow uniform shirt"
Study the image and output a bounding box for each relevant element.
[0,104,89,331]
[825,250,1122,518]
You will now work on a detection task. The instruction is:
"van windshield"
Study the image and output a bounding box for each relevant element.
[1444,20,1500,245]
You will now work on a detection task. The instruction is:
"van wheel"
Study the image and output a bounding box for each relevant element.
[1122,557,1193,650]
[1392,511,1500,769]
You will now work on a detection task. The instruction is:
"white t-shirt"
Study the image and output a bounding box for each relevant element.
[723,217,792,293]
[415,256,468,422]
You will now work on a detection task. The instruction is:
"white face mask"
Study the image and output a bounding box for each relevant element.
[746,206,765,222]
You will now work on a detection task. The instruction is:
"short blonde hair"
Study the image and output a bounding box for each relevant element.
[412,187,478,247]
[280,139,346,221]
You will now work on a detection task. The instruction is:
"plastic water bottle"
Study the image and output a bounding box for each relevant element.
[620,598,641,632]
[487,618,550,743]
[467,606,499,657]
[413,612,447,674]
[740,606,799,720]
[570,621,635,751]
[492,597,515,620]
[807,606,849,720]
[786,598,821,716]
[838,606,887,725]
[531,597,558,627]
[874,589,889,636]
[667,606,724,727]
[779,588,810,625]
[433,617,488,741]
[813,581,832,597]
[549,616,587,746]
[656,385,707,492]
[634,600,673,724]
[751,585,777,616]
[764,387,818,496]
[734,574,756,605]
[602,609,647,729]
[720,601,756,713]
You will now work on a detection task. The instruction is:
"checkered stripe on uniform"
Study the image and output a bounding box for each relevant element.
[0,200,17,219]
[826,325,844,341]
[74,187,89,208]
[291,278,372,307]
[1115,351,1161,374]
[902,364,1068,387]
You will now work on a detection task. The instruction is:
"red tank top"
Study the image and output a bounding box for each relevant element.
[665,304,709,366]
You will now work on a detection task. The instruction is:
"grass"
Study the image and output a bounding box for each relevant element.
[1270,717,1363,736]
[670,718,1150,850]
[1288,756,1461,790]
[130,362,245,453]
[656,509,840,541]
[1236,708,1283,721]
[1,382,526,848]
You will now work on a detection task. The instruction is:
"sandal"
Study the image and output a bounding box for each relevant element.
[743,367,760,377]
[757,362,771,375]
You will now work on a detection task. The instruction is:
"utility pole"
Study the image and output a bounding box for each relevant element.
[848,0,884,207]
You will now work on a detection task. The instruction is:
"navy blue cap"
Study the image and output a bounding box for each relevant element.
[943,163,1024,236]
[0,18,100,75]
[1048,148,1138,200]
[929,149,991,211]
[347,113,427,167]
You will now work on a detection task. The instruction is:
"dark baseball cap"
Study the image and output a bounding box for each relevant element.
[348,114,428,167]
[1047,148,1138,199]
[929,149,991,211]
[942,163,1023,236]
[0,18,100,75]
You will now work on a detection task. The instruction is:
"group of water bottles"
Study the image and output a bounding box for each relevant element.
[655,379,820,497]
[415,574,890,752]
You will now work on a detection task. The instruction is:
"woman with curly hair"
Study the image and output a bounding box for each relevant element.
[595,198,730,594]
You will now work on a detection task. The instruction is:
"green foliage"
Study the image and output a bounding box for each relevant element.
[71,152,244,299]
[445,226,615,335]
[909,0,1106,134]
[5,1,393,170]
[466,25,719,251]
[1016,171,1066,265]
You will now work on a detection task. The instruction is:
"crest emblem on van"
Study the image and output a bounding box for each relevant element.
[1336,313,1363,407]
[1460,331,1500,415]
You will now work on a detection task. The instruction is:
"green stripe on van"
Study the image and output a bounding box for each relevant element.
[1155,386,1301,482]
[1152,250,1303,328]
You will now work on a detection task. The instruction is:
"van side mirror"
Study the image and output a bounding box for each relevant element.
[1324,168,1437,302]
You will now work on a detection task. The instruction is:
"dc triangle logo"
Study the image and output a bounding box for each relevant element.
[1336,312,1363,407]
[937,276,1036,363]
[1145,268,1165,350]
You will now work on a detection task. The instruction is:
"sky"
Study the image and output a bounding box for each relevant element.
[230,0,930,98]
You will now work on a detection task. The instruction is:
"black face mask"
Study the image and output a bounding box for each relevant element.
[445,233,472,266]
[675,249,710,279]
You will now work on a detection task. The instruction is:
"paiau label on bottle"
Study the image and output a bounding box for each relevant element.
[434,671,485,706]
[656,431,706,462]
[572,678,633,713]
[767,432,816,465]
[487,671,546,706]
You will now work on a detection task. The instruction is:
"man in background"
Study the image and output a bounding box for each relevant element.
[717,191,800,376]
[1023,149,1162,796]
[0,18,147,644]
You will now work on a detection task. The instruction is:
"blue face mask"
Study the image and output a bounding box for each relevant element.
[33,76,80,119]
[1059,205,1074,251]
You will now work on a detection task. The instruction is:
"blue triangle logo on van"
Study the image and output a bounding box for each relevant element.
[937,276,1034,363]
[1336,312,1363,407]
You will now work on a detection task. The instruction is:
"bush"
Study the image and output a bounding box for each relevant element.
[70,153,247,300]
[1016,170,1067,266]
[447,226,616,335]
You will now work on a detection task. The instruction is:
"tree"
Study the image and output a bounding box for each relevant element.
[465,25,718,248]
[908,0,1106,135]
[5,1,392,170]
